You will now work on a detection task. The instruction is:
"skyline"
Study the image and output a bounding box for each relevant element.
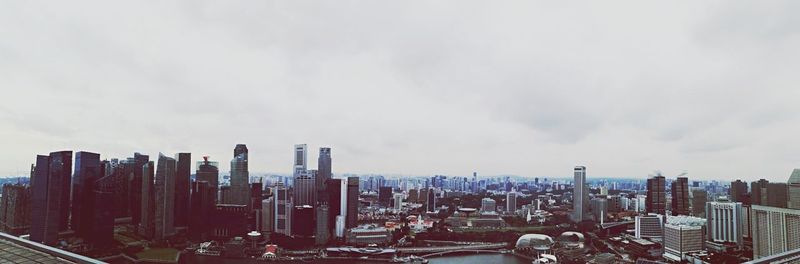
[3,1,800,181]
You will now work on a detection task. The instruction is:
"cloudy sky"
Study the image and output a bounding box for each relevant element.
[1,1,799,181]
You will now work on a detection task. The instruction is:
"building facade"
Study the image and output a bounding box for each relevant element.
[706,201,743,248]
[751,205,800,260]
[671,177,690,216]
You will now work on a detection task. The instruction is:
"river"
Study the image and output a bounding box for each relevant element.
[428,254,529,264]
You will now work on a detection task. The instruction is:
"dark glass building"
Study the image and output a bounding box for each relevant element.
[72,151,101,238]
[189,180,215,242]
[138,161,155,239]
[378,187,392,207]
[129,153,149,227]
[317,148,332,203]
[646,175,666,215]
[671,177,689,216]
[346,177,359,229]
[174,153,191,228]
[196,156,219,204]
[326,179,343,235]
[730,180,750,205]
[30,151,72,245]
[292,205,315,237]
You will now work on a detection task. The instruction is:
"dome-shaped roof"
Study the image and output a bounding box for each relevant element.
[557,231,585,242]
[515,234,554,250]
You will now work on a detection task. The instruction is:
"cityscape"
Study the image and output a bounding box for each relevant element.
[1,144,800,263]
[3,1,800,264]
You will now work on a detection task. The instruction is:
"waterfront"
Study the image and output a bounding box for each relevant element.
[428,254,529,264]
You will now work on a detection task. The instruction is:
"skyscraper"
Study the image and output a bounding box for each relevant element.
[706,201,743,248]
[506,192,517,213]
[572,166,589,222]
[766,182,788,208]
[317,147,332,203]
[91,171,116,246]
[261,197,274,236]
[30,151,72,245]
[647,175,666,215]
[274,186,292,235]
[378,186,392,207]
[751,179,769,206]
[294,171,316,206]
[129,153,149,227]
[671,177,689,216]
[690,189,707,218]
[189,180,214,242]
[139,161,155,238]
[393,193,404,212]
[346,177,359,229]
[730,179,749,205]
[230,145,250,206]
[196,156,219,204]
[154,154,176,239]
[426,188,436,212]
[72,151,101,238]
[326,179,344,236]
[174,152,191,228]
[315,204,330,245]
[294,144,307,177]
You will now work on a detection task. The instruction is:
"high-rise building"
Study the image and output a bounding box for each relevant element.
[572,166,589,222]
[691,189,707,218]
[0,183,31,236]
[751,205,800,260]
[196,156,219,204]
[766,183,788,208]
[378,187,393,207]
[730,180,749,205]
[129,153,149,227]
[671,177,690,216]
[788,169,800,210]
[591,198,608,223]
[174,153,191,228]
[293,205,315,237]
[506,192,517,213]
[315,204,330,245]
[230,145,250,207]
[751,179,769,206]
[663,221,705,262]
[30,151,72,245]
[346,177,359,229]
[481,198,496,212]
[294,144,307,177]
[335,215,346,238]
[317,148,332,203]
[189,180,214,242]
[251,182,263,231]
[393,193,404,212]
[91,171,116,247]
[72,151,101,238]
[261,197,274,235]
[408,189,418,203]
[635,214,664,239]
[706,201,743,248]
[647,175,666,215]
[426,188,436,212]
[326,179,344,236]
[139,161,155,238]
[294,171,316,206]
[154,154,176,239]
[274,186,292,235]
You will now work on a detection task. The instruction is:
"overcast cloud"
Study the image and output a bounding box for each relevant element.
[1,1,800,182]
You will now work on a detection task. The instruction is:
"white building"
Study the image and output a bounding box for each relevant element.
[636,214,664,240]
[335,215,346,238]
[663,223,704,261]
[706,201,743,248]
[572,166,589,222]
[751,205,800,260]
[393,193,404,211]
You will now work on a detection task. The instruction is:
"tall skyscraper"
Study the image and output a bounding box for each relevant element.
[129,153,149,227]
[506,192,517,213]
[766,183,788,208]
[139,161,155,238]
[189,180,214,242]
[154,154,176,239]
[426,188,436,212]
[690,189,707,218]
[294,171,316,206]
[751,205,800,259]
[261,197,274,236]
[647,175,666,215]
[196,156,219,204]
[174,152,191,228]
[91,171,116,246]
[326,179,344,236]
[250,182,263,231]
[274,186,292,235]
[294,144,307,177]
[671,177,689,216]
[346,177,359,229]
[30,151,72,245]
[706,201,743,248]
[572,166,589,222]
[72,151,101,238]
[230,145,250,206]
[317,147,332,203]
[730,179,749,205]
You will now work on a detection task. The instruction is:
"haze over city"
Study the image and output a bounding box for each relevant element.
[2,1,800,181]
